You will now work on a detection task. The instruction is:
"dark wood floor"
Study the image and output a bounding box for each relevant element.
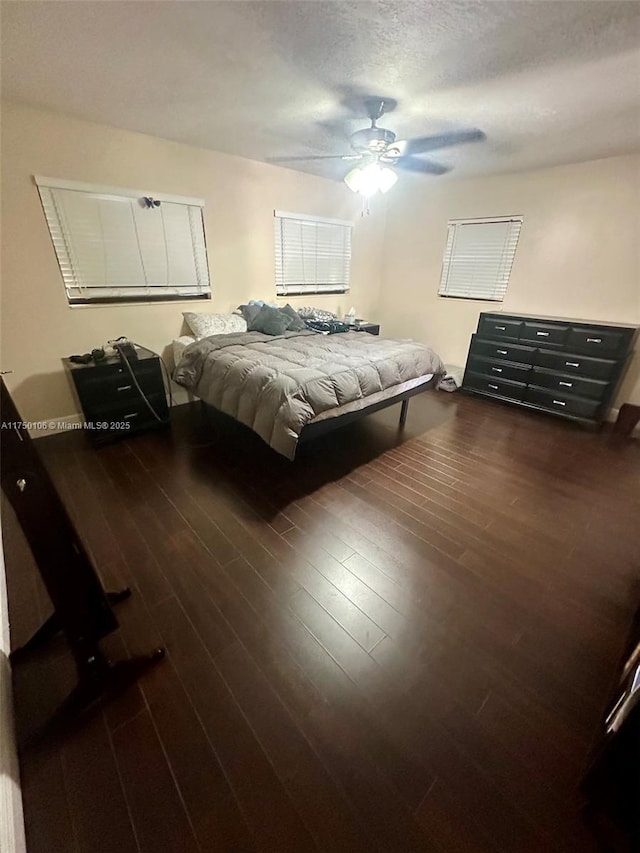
[4,392,639,853]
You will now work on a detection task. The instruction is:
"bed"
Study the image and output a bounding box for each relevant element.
[173,329,445,459]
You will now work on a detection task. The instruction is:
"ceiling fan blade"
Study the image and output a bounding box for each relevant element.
[393,129,486,156]
[267,154,361,162]
[394,156,451,175]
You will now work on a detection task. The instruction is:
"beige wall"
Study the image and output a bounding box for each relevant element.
[1,102,386,421]
[2,101,639,422]
[379,153,640,407]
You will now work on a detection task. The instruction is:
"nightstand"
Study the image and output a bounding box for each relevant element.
[64,346,169,445]
[349,322,380,336]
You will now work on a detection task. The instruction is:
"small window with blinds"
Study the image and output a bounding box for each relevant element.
[35,176,211,305]
[274,210,352,296]
[438,216,522,302]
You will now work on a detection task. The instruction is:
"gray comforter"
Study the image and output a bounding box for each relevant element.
[174,330,444,458]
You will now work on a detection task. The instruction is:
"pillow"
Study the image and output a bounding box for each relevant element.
[296,306,339,321]
[249,304,290,336]
[183,312,247,338]
[280,303,306,331]
[236,303,262,327]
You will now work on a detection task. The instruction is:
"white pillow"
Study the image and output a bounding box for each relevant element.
[182,312,247,338]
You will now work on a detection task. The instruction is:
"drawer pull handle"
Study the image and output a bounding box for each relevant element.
[497,349,507,355]
[566,361,580,367]
[117,384,132,392]
[488,383,499,390]
[123,412,139,420]
[586,337,602,343]
[495,325,506,331]
[491,367,503,373]
[552,399,566,407]
[536,331,550,337]
[559,381,573,387]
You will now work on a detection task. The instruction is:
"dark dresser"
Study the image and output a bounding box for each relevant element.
[65,346,169,444]
[462,312,638,424]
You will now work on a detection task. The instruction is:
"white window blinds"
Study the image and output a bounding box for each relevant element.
[35,176,211,305]
[438,217,522,302]
[274,210,352,296]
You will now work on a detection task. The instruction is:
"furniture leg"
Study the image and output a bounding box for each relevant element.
[399,398,409,427]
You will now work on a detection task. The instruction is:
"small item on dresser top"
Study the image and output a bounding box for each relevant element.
[344,306,356,324]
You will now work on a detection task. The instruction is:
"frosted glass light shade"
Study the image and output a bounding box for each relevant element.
[344,163,398,197]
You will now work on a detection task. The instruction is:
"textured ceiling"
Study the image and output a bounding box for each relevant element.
[2,1,639,181]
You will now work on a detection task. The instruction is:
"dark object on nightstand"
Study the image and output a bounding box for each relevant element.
[1,377,164,739]
[461,312,638,426]
[64,345,169,444]
[349,322,380,335]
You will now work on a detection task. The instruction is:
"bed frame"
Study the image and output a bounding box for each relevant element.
[297,373,441,446]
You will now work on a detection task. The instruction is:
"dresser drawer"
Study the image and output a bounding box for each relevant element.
[464,371,526,401]
[530,368,609,401]
[533,349,618,381]
[567,327,628,358]
[467,355,532,383]
[520,322,568,346]
[525,386,601,420]
[477,316,522,340]
[469,337,535,365]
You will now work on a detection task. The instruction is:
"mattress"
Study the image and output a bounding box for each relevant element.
[174,330,445,458]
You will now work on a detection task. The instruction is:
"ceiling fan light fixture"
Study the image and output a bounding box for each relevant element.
[344,163,398,197]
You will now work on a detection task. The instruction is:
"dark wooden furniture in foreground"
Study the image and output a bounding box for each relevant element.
[462,312,638,425]
[1,378,164,736]
[5,393,638,852]
[582,606,640,849]
[65,345,169,445]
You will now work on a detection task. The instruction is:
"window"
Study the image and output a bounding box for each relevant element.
[35,176,211,305]
[438,216,522,302]
[274,210,352,296]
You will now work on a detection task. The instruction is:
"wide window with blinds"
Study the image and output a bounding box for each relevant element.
[438,216,522,301]
[274,210,352,296]
[35,176,211,305]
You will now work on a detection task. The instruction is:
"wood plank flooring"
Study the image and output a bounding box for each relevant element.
[4,392,639,852]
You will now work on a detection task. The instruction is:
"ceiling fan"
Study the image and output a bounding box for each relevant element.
[270,97,486,196]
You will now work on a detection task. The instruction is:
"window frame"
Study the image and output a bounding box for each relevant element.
[437,215,523,303]
[274,209,353,297]
[35,176,211,307]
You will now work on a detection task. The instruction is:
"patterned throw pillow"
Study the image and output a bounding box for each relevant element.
[183,312,247,338]
[296,306,339,321]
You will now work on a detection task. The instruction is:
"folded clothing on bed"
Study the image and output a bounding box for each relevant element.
[173,330,445,459]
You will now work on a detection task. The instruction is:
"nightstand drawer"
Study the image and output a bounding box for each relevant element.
[73,360,162,403]
[520,322,568,346]
[469,337,535,364]
[567,327,628,358]
[477,316,522,339]
[533,349,618,380]
[530,368,609,401]
[525,386,601,420]
[467,355,532,383]
[82,391,168,425]
[464,371,526,401]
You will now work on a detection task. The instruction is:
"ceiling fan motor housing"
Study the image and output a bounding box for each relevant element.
[350,126,396,154]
